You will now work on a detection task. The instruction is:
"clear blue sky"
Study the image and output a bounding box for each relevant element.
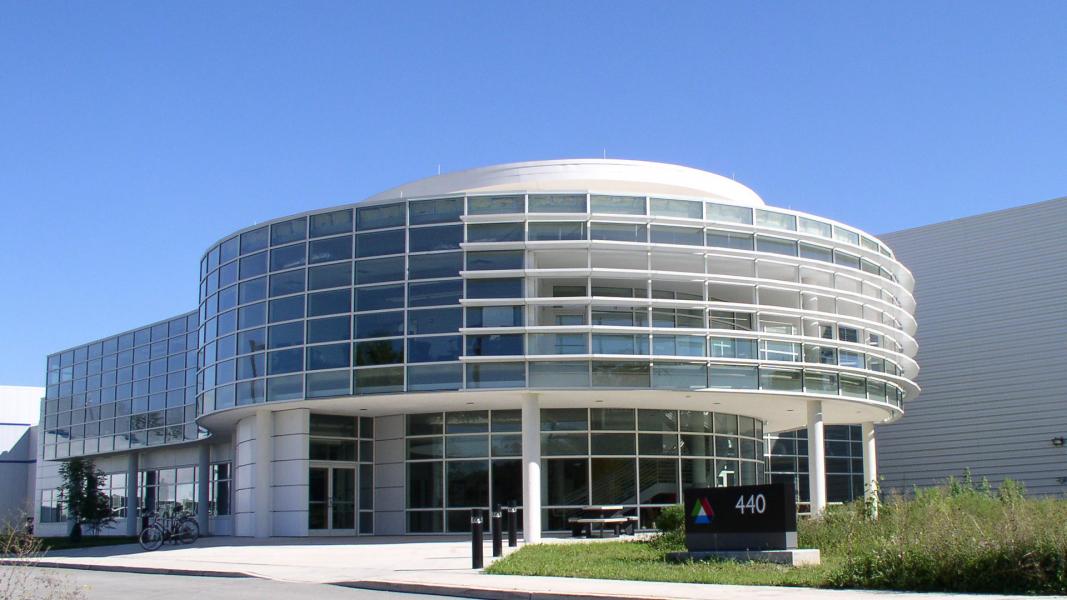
[2,2,1065,386]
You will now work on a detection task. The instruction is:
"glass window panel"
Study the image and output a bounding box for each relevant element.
[268,322,304,350]
[466,306,523,328]
[528,194,585,213]
[408,252,462,280]
[239,252,268,280]
[800,243,833,262]
[306,316,351,343]
[756,236,798,256]
[467,222,523,242]
[270,243,306,271]
[407,336,461,362]
[356,284,405,311]
[306,370,351,398]
[407,308,461,335]
[269,269,305,297]
[679,411,714,434]
[355,311,404,339]
[466,250,523,271]
[760,340,801,362]
[650,225,702,246]
[407,412,444,436]
[308,262,352,290]
[446,461,489,507]
[466,278,523,299]
[590,222,647,242]
[238,302,266,330]
[237,328,266,354]
[467,195,523,215]
[355,256,405,284]
[590,458,636,504]
[356,229,405,258]
[406,364,462,391]
[590,195,645,215]
[409,224,463,252]
[798,217,832,238]
[446,436,489,459]
[306,343,350,370]
[706,203,752,225]
[652,363,708,389]
[527,222,586,241]
[465,362,525,388]
[409,197,463,225]
[236,353,264,381]
[841,374,867,398]
[408,280,463,307]
[652,335,705,356]
[267,349,303,375]
[356,203,405,230]
[639,458,679,504]
[465,334,523,356]
[308,235,352,264]
[709,337,756,359]
[240,227,269,254]
[592,361,650,387]
[268,296,304,322]
[805,370,839,394]
[308,289,351,317]
[271,218,306,245]
[528,361,589,387]
[708,365,758,389]
[354,366,404,394]
[354,339,404,366]
[759,368,803,392]
[310,209,353,237]
[528,333,587,355]
[592,334,648,355]
[542,432,588,456]
[754,209,797,231]
[651,198,701,219]
[834,227,861,246]
[706,230,754,250]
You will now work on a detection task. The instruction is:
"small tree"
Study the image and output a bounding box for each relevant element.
[58,458,114,540]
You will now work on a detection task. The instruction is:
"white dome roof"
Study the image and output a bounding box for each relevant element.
[362,159,765,207]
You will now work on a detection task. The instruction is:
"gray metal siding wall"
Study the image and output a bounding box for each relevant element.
[878,197,1067,496]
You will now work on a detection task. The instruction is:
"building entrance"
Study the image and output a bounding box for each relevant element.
[309,465,357,534]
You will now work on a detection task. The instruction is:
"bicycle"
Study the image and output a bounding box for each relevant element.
[138,510,199,551]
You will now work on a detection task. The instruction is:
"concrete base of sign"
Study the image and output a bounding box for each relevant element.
[666,548,821,567]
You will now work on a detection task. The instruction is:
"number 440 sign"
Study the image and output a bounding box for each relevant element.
[683,483,796,535]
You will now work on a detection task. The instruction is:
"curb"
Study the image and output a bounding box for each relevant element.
[0,559,253,578]
[336,579,679,600]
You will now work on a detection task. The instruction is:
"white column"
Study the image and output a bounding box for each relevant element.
[802,293,820,338]
[521,394,541,543]
[862,422,878,517]
[125,452,139,536]
[806,400,827,516]
[197,444,211,535]
[254,410,273,538]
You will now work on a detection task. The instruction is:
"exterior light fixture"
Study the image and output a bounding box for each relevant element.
[1052,437,1065,447]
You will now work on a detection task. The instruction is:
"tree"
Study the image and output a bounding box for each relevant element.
[58,458,114,540]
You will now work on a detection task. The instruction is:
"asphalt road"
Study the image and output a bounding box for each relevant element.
[1,567,456,600]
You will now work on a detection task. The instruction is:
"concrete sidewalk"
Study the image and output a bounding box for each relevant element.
[6,536,1060,600]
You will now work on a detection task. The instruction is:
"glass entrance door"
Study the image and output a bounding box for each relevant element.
[308,465,357,534]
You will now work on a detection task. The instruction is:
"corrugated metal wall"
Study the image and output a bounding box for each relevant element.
[878,197,1067,496]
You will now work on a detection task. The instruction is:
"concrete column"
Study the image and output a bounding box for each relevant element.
[125,452,139,536]
[806,400,827,516]
[254,410,273,538]
[521,394,541,543]
[197,444,210,535]
[692,436,708,487]
[862,422,878,517]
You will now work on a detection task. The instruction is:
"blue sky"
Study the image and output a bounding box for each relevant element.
[2,2,1065,386]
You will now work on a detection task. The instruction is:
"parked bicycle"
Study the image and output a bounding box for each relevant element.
[138,510,199,551]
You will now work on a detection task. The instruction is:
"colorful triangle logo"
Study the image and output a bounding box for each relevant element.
[691,497,715,525]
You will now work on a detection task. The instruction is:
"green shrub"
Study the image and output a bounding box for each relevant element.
[655,504,685,533]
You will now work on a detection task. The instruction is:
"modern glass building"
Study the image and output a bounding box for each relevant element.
[35,159,918,539]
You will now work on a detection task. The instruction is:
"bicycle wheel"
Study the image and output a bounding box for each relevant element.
[139,525,164,551]
[178,520,199,544]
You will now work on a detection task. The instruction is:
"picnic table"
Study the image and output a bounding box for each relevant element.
[568,505,639,538]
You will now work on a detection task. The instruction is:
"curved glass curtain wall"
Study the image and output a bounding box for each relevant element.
[43,311,202,460]
[195,193,914,415]
[405,408,766,532]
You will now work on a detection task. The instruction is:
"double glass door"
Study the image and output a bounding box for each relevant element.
[309,465,356,534]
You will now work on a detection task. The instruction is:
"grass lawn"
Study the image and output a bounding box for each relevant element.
[37,536,139,551]
[485,540,834,587]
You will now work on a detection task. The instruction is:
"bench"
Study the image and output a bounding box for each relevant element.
[567,505,639,537]
[573,516,628,538]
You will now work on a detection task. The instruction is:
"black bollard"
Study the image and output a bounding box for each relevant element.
[507,501,518,547]
[471,509,484,569]
[491,507,503,557]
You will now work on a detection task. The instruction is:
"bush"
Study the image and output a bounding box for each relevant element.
[654,504,685,534]
[813,476,1067,594]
